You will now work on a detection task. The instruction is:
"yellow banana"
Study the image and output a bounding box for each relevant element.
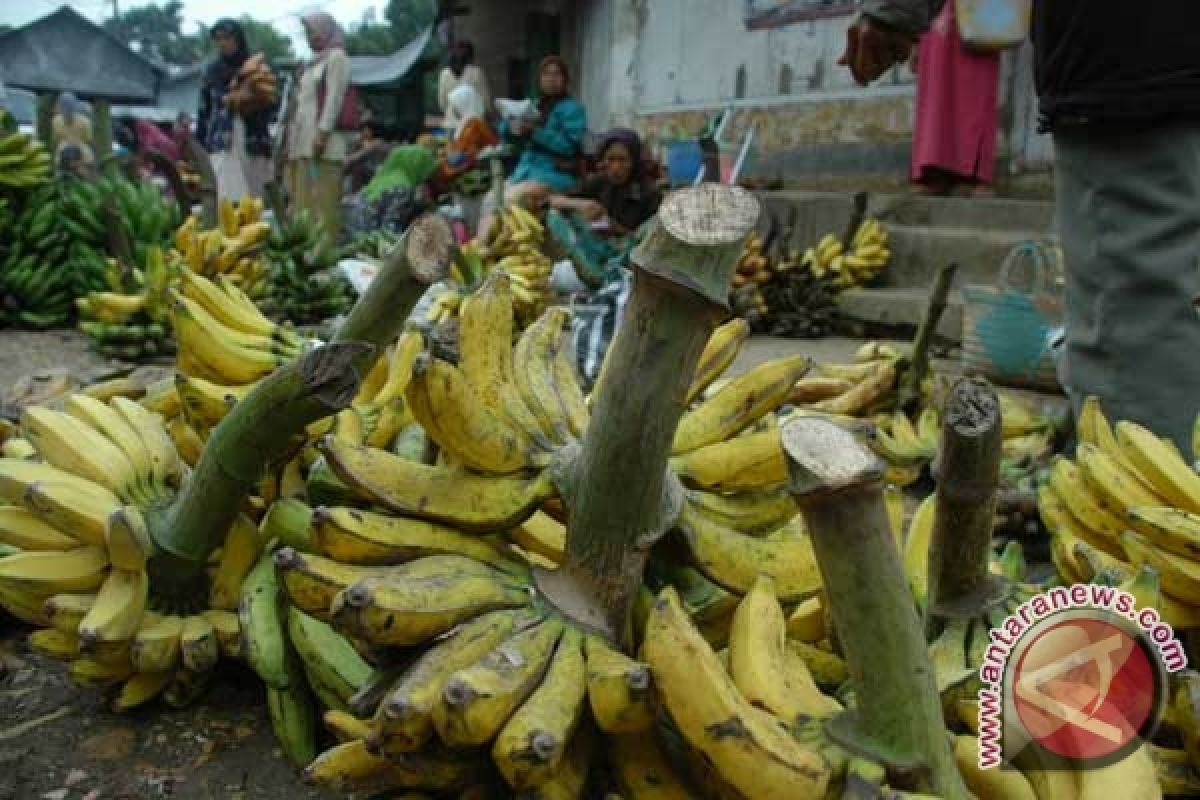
[165,416,205,467]
[675,505,821,601]
[1120,532,1200,600]
[105,505,155,572]
[509,511,567,565]
[1048,457,1128,546]
[0,545,109,593]
[43,591,96,633]
[729,575,841,721]
[670,428,787,492]
[0,506,78,550]
[608,731,694,799]
[21,406,139,501]
[175,373,249,430]
[319,437,557,533]
[111,670,173,712]
[312,505,515,569]
[785,594,826,642]
[1126,506,1200,561]
[1077,443,1166,511]
[201,608,243,658]
[810,359,897,415]
[131,614,183,673]
[23,480,121,548]
[111,397,184,495]
[953,735,1037,800]
[29,627,81,660]
[512,307,575,446]
[644,587,833,800]
[62,395,155,500]
[172,299,283,384]
[1076,744,1160,800]
[1117,420,1200,514]
[208,513,261,610]
[179,268,283,340]
[180,613,220,672]
[683,488,797,536]
[273,547,387,620]
[583,635,653,734]
[672,355,810,454]
[903,494,937,607]
[433,616,565,748]
[78,567,147,646]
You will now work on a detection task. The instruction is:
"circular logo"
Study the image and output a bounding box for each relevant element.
[1009,611,1163,764]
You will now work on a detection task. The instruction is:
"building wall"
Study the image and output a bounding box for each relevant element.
[575,0,1052,189]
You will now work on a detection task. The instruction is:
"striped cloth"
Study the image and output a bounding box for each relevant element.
[570,270,632,390]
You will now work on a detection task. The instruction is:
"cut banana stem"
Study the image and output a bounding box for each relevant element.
[782,417,970,800]
[926,377,1004,633]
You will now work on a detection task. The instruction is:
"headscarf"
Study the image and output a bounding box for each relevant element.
[447,40,474,78]
[598,128,644,184]
[535,55,570,116]
[208,18,249,87]
[447,84,485,139]
[302,12,347,61]
[56,92,83,123]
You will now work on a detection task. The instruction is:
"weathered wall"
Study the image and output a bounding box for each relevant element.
[576,0,1052,189]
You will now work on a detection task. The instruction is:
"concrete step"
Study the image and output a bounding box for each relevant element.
[878,224,1054,288]
[866,193,1056,233]
[836,287,964,341]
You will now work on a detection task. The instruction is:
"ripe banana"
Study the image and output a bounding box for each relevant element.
[312,505,517,569]
[583,635,653,734]
[608,732,694,799]
[273,546,387,620]
[63,394,156,502]
[208,513,261,610]
[111,397,184,495]
[0,545,109,593]
[512,307,575,447]
[684,488,798,536]
[1117,420,1200,514]
[77,568,147,646]
[670,428,787,492]
[180,613,220,672]
[0,506,78,551]
[131,614,184,673]
[21,406,139,501]
[509,511,567,566]
[1126,506,1200,560]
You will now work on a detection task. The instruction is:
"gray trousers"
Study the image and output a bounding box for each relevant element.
[1054,122,1200,453]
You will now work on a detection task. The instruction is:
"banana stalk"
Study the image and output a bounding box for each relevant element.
[148,215,453,587]
[783,417,970,800]
[555,185,760,642]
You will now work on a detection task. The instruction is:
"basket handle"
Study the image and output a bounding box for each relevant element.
[997,240,1055,297]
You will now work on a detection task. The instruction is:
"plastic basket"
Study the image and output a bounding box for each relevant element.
[961,238,1064,393]
[664,140,703,186]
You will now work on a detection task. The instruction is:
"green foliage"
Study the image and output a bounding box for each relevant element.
[103,3,294,67]
[346,0,438,56]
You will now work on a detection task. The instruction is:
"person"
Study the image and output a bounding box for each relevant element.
[51,92,93,165]
[433,84,499,188]
[345,119,393,194]
[438,40,490,130]
[135,118,182,163]
[840,0,1200,453]
[172,112,193,149]
[57,144,92,180]
[196,19,273,202]
[909,0,1000,196]
[284,11,354,241]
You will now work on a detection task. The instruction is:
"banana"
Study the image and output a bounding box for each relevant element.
[1149,744,1200,796]
[0,580,52,625]
[583,635,653,734]
[1126,506,1200,560]
[319,437,557,533]
[63,395,156,500]
[1076,744,1160,800]
[268,655,318,768]
[43,592,96,633]
[77,567,147,646]
[458,272,558,452]
[515,720,595,800]
[1120,532,1200,600]
[509,511,567,565]
[21,480,119,550]
[0,545,108,593]
[608,732,694,799]
[139,378,183,419]
[312,505,517,569]
[105,505,155,572]
[0,506,78,550]
[685,488,797,536]
[812,359,898,416]
[672,355,810,455]
[903,494,936,607]
[331,557,531,647]
[180,613,220,672]
[670,428,787,492]
[644,587,833,800]
[131,614,183,673]
[69,657,134,689]
[21,406,138,501]
[208,513,261,611]
[288,606,373,708]
[273,546,387,619]
[179,268,282,339]
[238,549,290,689]
[165,417,205,466]
[29,628,81,660]
[953,735,1037,800]
[1118,420,1200,514]
[323,709,373,742]
[111,397,183,495]
[371,328,423,407]
[433,615,565,748]
[201,609,243,658]
[111,670,173,712]
[512,307,575,446]
[369,608,537,756]
[675,506,821,601]
[406,354,538,474]
[785,594,826,642]
[0,458,119,517]
[171,299,283,384]
[1077,443,1166,511]
[729,575,841,721]
[175,374,249,430]
[306,738,491,794]
[1048,457,1128,547]
[492,627,587,789]
[0,438,36,459]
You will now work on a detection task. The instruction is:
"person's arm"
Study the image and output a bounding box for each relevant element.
[468,66,491,112]
[437,68,453,112]
[529,99,586,158]
[840,0,946,85]
[316,52,351,153]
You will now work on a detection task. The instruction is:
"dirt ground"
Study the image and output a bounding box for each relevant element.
[0,329,1067,799]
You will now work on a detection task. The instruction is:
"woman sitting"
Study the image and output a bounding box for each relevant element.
[345,119,393,194]
[432,84,499,192]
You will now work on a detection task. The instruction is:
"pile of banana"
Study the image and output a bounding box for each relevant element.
[341,229,402,262]
[172,198,271,298]
[92,171,183,268]
[263,208,355,325]
[801,218,891,291]
[1040,397,1200,629]
[478,204,554,324]
[0,128,51,190]
[0,394,250,712]
[227,53,278,114]
[787,341,908,419]
[76,245,177,361]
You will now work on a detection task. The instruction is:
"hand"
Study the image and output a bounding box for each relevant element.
[838,16,916,86]
[314,130,330,158]
[509,118,529,136]
[579,200,607,221]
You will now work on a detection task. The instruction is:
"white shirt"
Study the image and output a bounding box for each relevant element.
[438,65,491,130]
[286,50,353,162]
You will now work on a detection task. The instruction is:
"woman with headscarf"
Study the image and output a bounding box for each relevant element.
[434,84,499,187]
[51,92,93,164]
[503,55,587,194]
[285,11,354,241]
[438,40,490,129]
[196,18,273,202]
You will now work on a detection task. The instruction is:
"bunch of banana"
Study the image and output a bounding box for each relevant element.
[1039,396,1200,626]
[731,230,773,289]
[171,270,308,385]
[97,171,182,268]
[76,246,178,361]
[789,342,905,418]
[228,54,278,114]
[484,205,554,325]
[172,199,271,297]
[800,218,891,291]
[261,207,354,324]
[341,229,402,262]
[869,407,940,476]
[0,129,51,189]
[0,392,252,712]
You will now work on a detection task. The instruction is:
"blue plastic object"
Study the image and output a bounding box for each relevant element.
[664,140,703,186]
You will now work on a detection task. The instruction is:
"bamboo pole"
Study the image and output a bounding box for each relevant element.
[555,184,759,641]
[926,376,1004,633]
[783,417,969,800]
